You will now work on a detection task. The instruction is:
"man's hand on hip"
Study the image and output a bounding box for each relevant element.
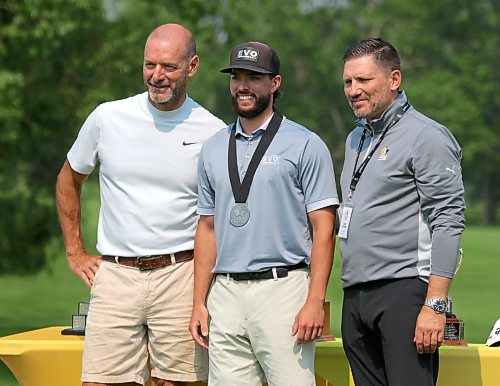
[67,252,101,288]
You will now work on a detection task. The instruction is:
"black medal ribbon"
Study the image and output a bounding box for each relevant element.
[349,102,410,197]
[228,111,283,204]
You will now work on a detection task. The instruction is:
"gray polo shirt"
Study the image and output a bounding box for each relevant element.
[197,114,339,273]
[339,91,465,288]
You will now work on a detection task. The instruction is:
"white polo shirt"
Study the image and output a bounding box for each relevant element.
[68,92,225,256]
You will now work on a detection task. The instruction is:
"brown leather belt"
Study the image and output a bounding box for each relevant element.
[101,250,194,271]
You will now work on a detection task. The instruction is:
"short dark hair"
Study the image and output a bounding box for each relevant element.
[343,38,400,72]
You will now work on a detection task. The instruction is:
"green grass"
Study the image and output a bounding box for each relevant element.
[0,178,498,385]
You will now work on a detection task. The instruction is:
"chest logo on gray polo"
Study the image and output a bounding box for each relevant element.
[378,146,390,161]
[261,155,280,165]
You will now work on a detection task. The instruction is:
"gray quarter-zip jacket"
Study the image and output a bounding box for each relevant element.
[339,91,465,288]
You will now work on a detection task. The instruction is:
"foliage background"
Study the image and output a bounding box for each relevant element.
[0,0,499,273]
[0,0,499,383]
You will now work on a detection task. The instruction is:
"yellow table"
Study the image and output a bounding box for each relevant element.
[0,327,206,386]
[315,340,500,386]
[315,340,354,386]
[1,327,498,386]
[0,327,84,385]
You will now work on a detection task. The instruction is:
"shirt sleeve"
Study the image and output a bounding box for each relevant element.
[196,143,216,216]
[412,123,465,278]
[67,106,101,174]
[299,133,340,213]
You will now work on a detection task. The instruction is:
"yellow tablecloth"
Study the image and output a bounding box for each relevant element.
[1,327,498,386]
[0,327,83,385]
[315,340,499,386]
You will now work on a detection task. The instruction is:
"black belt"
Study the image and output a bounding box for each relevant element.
[219,262,308,281]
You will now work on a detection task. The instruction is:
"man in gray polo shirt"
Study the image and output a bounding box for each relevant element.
[339,38,465,386]
[189,41,339,386]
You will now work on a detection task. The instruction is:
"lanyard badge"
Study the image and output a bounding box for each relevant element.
[340,102,410,240]
[338,200,354,239]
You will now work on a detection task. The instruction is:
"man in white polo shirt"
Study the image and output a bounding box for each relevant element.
[56,24,225,386]
[189,41,339,386]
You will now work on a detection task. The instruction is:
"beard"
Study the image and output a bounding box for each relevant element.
[146,75,188,107]
[231,92,272,119]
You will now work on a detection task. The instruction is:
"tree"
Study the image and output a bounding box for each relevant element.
[366,0,500,223]
[1,0,496,274]
[0,0,107,272]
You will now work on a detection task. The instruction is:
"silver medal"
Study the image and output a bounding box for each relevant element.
[229,203,250,227]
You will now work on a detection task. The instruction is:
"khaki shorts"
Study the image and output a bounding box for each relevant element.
[82,259,207,385]
[207,269,315,386]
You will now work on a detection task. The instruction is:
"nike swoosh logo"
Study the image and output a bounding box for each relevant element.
[182,141,199,146]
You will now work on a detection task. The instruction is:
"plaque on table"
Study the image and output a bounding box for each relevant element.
[443,297,467,346]
[71,315,87,331]
[78,301,89,316]
[317,300,335,342]
[442,249,467,346]
[61,301,89,336]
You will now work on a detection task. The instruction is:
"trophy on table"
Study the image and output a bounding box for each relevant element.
[443,248,467,346]
[444,296,466,345]
[317,299,335,341]
[61,301,89,336]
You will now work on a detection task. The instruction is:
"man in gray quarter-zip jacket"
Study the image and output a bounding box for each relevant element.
[338,38,465,386]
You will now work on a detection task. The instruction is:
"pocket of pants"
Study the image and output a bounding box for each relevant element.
[206,277,221,316]
[90,261,106,296]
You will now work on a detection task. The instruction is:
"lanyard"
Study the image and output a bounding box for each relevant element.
[348,102,410,199]
[228,111,283,203]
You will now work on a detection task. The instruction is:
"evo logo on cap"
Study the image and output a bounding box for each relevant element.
[237,48,259,62]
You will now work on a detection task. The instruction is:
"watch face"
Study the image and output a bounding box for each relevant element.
[425,298,447,313]
[434,300,447,313]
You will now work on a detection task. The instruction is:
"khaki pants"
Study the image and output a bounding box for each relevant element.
[207,269,315,386]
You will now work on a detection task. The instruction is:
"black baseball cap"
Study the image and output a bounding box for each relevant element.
[220,41,280,75]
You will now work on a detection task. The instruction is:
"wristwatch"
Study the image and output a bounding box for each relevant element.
[424,298,448,314]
